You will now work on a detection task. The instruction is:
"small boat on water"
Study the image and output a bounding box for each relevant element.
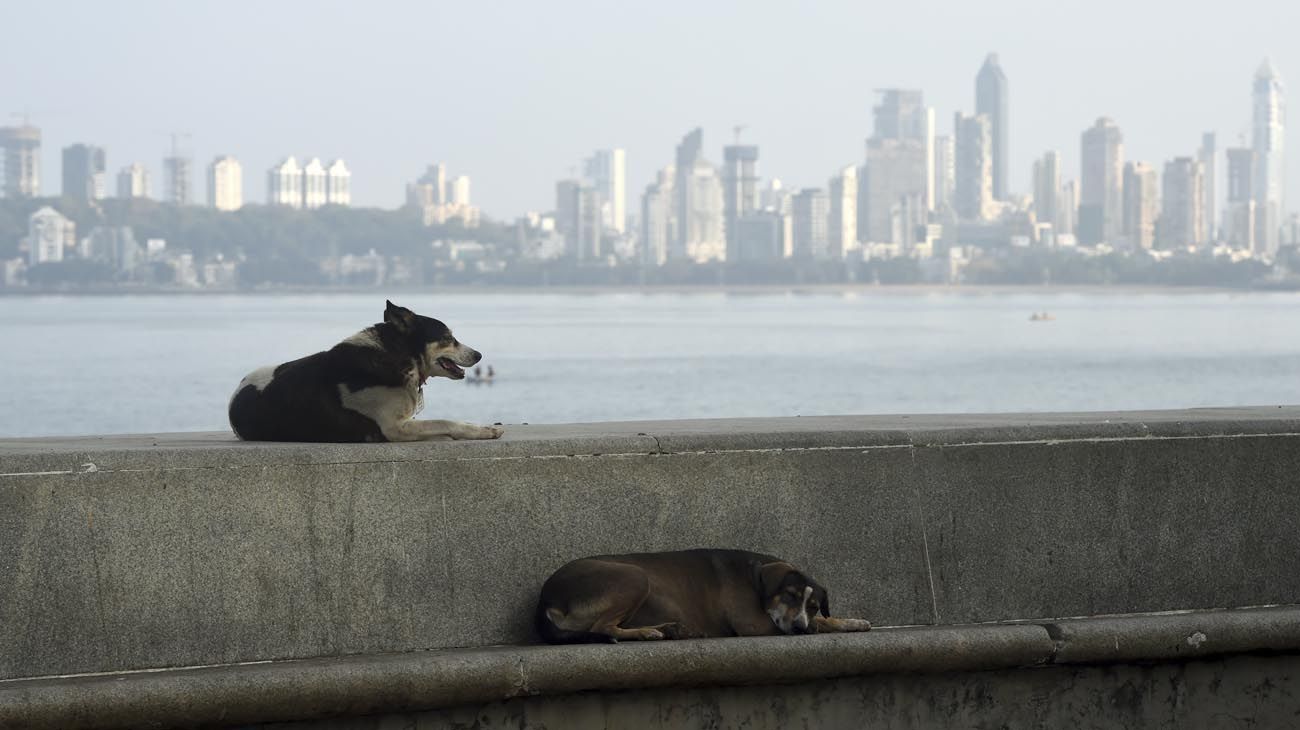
[1029,312,1056,322]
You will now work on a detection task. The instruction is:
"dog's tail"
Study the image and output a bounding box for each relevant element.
[534,601,615,645]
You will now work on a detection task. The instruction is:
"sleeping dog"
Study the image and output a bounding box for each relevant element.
[536,549,872,643]
[228,301,504,443]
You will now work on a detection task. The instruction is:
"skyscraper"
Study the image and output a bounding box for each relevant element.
[207,156,243,211]
[672,128,724,262]
[932,135,955,214]
[450,175,471,206]
[791,188,830,259]
[640,167,675,266]
[302,158,328,209]
[1122,161,1158,250]
[975,53,1009,200]
[163,154,193,205]
[954,112,993,221]
[556,179,602,260]
[326,160,351,206]
[859,89,933,245]
[267,157,303,208]
[62,144,107,202]
[1252,60,1285,256]
[1159,157,1205,249]
[1060,180,1079,237]
[827,166,858,259]
[1079,118,1125,245]
[1033,151,1061,231]
[116,163,150,199]
[1198,133,1217,243]
[1225,147,1257,251]
[408,163,447,206]
[584,149,626,234]
[1,125,41,198]
[722,143,759,261]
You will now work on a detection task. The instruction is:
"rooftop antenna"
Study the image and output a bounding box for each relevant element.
[732,124,747,144]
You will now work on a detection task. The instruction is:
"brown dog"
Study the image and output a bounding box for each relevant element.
[535,548,872,643]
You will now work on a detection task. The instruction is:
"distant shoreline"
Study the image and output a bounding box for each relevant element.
[2,282,1297,298]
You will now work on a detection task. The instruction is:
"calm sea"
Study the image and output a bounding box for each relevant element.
[1,290,1298,438]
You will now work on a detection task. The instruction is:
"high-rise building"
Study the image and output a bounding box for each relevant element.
[556,179,602,260]
[1122,161,1158,250]
[207,156,243,211]
[0,125,41,198]
[61,144,107,202]
[672,128,725,262]
[116,163,150,199]
[859,89,934,244]
[1225,147,1257,251]
[954,112,993,221]
[450,175,471,207]
[640,167,675,266]
[1252,60,1285,256]
[1198,132,1217,243]
[1158,157,1205,249]
[584,149,626,234]
[1033,151,1061,231]
[302,158,328,209]
[932,135,955,214]
[326,160,351,206]
[722,143,759,261]
[163,154,193,205]
[1079,117,1125,245]
[791,188,830,259]
[1060,179,1079,237]
[268,157,304,208]
[25,207,75,265]
[732,211,786,261]
[975,53,1009,200]
[408,163,447,206]
[827,166,858,259]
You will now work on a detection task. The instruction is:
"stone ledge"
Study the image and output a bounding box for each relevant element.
[3,607,1298,730]
[2,406,1299,475]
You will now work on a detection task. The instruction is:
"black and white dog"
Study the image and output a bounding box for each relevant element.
[228,301,504,443]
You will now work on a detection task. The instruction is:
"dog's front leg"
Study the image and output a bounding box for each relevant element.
[391,419,504,442]
[815,616,872,633]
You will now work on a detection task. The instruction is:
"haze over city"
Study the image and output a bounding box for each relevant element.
[5,0,1300,216]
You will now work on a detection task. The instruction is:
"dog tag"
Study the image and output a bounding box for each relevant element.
[414,387,425,416]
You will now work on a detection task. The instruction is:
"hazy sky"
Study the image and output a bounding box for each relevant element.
[5,0,1299,218]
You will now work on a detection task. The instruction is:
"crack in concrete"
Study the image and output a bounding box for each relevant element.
[909,445,941,626]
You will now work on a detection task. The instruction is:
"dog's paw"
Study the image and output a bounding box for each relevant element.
[480,425,504,440]
[638,628,665,640]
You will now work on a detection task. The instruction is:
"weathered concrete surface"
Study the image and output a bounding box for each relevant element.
[0,624,1054,729]
[3,609,1298,730]
[252,653,1300,730]
[2,408,1300,682]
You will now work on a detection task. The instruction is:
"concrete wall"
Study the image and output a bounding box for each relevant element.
[2,408,1300,683]
[253,653,1300,730]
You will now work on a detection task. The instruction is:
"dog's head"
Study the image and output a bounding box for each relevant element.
[383,300,481,381]
[757,561,830,635]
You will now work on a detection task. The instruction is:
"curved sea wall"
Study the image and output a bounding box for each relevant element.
[1,408,1299,727]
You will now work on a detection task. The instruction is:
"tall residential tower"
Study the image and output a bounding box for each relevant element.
[976,53,1009,200]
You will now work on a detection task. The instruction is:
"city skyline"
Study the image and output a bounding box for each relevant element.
[3,0,1299,218]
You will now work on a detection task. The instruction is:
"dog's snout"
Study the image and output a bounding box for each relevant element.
[469,349,482,365]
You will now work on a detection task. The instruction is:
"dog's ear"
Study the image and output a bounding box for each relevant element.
[757,561,796,597]
[384,300,416,330]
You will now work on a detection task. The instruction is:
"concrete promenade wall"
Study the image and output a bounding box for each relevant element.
[2,407,1299,687]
